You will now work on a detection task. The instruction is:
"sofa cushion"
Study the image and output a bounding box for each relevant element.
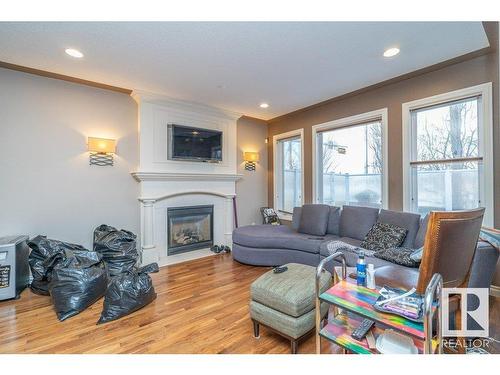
[374,247,420,268]
[414,214,429,249]
[360,222,407,251]
[326,206,341,235]
[291,207,302,231]
[378,209,421,248]
[232,224,327,254]
[339,205,379,240]
[298,204,330,236]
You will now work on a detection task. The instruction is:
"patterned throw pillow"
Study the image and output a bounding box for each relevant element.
[374,247,420,268]
[360,222,407,251]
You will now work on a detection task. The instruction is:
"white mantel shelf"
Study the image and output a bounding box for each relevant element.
[131,171,243,182]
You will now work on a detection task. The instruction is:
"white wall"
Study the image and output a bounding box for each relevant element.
[236,117,268,226]
[0,68,139,249]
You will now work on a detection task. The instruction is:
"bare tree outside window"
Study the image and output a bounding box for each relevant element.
[411,97,480,212]
[416,99,478,170]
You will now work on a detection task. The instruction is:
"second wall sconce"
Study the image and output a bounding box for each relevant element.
[244,151,259,171]
[88,137,116,166]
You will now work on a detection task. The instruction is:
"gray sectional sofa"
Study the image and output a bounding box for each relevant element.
[232,205,499,289]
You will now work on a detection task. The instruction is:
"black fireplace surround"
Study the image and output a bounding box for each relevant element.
[167,205,214,256]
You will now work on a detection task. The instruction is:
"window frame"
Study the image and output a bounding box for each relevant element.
[402,83,493,226]
[311,108,389,208]
[273,128,305,220]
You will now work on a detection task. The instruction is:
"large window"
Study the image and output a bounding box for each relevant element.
[403,83,493,226]
[313,109,388,208]
[274,130,303,215]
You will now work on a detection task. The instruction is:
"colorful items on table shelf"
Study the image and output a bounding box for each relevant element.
[320,280,425,339]
[319,313,425,354]
[374,286,423,322]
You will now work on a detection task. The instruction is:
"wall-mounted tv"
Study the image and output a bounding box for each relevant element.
[168,124,223,162]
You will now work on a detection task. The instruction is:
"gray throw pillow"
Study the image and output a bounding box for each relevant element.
[374,247,420,268]
[360,222,407,251]
[298,204,330,236]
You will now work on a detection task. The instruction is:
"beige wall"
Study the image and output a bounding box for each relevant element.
[236,116,268,226]
[0,68,139,249]
[268,51,500,229]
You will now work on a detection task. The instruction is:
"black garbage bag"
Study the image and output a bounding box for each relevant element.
[93,225,139,277]
[28,235,88,296]
[97,263,159,324]
[49,250,109,321]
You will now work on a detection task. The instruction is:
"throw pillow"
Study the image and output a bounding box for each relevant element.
[374,247,420,268]
[360,222,407,251]
[298,204,330,236]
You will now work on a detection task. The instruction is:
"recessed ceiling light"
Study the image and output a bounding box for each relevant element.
[259,103,269,109]
[65,48,84,58]
[383,47,400,58]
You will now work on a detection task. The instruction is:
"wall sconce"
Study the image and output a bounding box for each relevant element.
[88,137,116,166]
[244,152,259,171]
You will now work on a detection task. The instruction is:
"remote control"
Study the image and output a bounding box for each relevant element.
[273,266,288,274]
[351,319,374,341]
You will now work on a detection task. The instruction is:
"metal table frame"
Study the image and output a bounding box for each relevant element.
[315,251,443,354]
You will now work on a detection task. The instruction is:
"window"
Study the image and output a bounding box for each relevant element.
[313,109,388,208]
[273,130,304,215]
[403,83,493,226]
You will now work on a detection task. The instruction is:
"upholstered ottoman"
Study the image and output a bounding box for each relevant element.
[250,263,331,353]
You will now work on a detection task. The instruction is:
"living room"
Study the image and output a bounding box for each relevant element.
[0,0,499,372]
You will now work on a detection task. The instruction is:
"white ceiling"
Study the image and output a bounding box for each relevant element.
[0,22,489,119]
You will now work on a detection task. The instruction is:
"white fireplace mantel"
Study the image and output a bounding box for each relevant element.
[131,171,242,183]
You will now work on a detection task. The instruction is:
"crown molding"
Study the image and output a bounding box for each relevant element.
[0,60,132,95]
[131,89,243,121]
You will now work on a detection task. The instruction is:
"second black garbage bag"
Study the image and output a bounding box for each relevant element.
[93,224,139,277]
[49,250,109,321]
[28,235,89,296]
[98,263,159,324]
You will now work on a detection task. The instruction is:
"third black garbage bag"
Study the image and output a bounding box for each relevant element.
[28,235,88,296]
[49,250,109,321]
[93,224,139,277]
[98,263,159,324]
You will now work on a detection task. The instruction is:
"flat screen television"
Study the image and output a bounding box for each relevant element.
[168,124,223,162]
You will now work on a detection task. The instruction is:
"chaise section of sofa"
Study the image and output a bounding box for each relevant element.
[232,223,338,266]
[232,204,499,291]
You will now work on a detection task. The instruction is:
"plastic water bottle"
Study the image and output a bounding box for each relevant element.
[356,251,366,287]
[366,264,376,289]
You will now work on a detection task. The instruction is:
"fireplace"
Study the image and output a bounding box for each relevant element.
[167,205,214,255]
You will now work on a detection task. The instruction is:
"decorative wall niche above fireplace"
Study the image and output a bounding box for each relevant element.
[167,205,214,256]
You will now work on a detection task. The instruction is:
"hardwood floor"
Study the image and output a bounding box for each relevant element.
[0,253,497,354]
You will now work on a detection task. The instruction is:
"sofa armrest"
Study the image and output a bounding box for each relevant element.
[468,241,499,289]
